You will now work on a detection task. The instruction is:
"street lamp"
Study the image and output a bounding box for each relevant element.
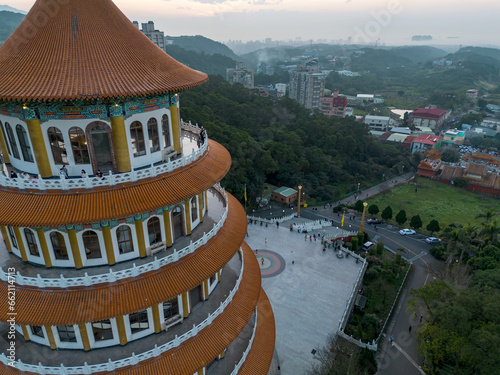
[357,182,360,192]
[297,185,302,217]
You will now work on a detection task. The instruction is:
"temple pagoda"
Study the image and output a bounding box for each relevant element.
[0,1,275,374]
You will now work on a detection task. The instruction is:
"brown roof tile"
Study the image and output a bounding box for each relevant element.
[0,140,230,227]
[0,193,246,326]
[0,0,207,102]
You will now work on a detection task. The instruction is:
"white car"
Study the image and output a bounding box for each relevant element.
[399,228,416,235]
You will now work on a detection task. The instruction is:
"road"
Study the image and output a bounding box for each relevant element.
[300,204,444,375]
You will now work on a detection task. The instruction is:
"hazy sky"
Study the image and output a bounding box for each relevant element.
[11,0,500,47]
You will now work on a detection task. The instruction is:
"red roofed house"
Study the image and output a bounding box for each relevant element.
[412,106,449,130]
[411,134,443,153]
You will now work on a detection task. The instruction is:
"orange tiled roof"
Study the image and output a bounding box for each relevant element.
[0,140,230,227]
[0,193,246,326]
[0,243,265,375]
[238,289,276,375]
[0,0,207,102]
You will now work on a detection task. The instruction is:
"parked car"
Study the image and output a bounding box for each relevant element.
[399,228,416,235]
[367,219,383,225]
[426,237,441,244]
[362,241,375,251]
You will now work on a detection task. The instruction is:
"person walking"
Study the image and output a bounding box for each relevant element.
[261,258,264,265]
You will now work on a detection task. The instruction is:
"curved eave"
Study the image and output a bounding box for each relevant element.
[0,193,246,326]
[0,244,262,375]
[0,0,208,102]
[238,288,276,375]
[0,140,230,227]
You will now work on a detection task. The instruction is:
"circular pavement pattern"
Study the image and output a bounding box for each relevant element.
[254,250,286,278]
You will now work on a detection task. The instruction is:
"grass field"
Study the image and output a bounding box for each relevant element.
[366,177,500,228]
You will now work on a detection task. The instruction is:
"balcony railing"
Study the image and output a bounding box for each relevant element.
[0,185,227,288]
[0,248,244,374]
[0,121,207,191]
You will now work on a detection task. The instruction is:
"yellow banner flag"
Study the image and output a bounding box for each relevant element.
[341,212,345,227]
[244,184,247,201]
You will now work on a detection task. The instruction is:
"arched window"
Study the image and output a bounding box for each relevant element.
[130,121,145,157]
[129,310,149,333]
[116,226,133,254]
[47,127,68,165]
[24,228,39,257]
[7,227,18,249]
[163,298,179,320]
[0,121,11,156]
[5,123,19,159]
[16,125,34,162]
[92,320,113,341]
[147,217,162,246]
[161,115,171,148]
[191,197,198,222]
[147,118,160,153]
[69,127,89,164]
[50,232,68,260]
[82,230,102,259]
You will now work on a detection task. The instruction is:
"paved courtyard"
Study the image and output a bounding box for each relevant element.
[246,218,363,375]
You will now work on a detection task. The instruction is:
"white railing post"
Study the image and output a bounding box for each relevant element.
[108,171,115,186]
[37,174,46,190]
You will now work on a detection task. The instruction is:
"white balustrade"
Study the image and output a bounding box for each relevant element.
[1,248,244,374]
[1,123,207,191]
[230,308,258,374]
[2,188,228,288]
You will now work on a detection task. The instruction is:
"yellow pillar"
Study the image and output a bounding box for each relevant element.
[360,202,368,234]
[217,270,221,283]
[170,102,182,154]
[45,326,57,349]
[26,119,52,178]
[21,325,31,341]
[184,200,192,235]
[203,279,209,301]
[0,125,10,164]
[181,291,189,318]
[67,228,83,269]
[36,228,53,267]
[115,316,128,345]
[13,226,28,262]
[0,225,12,253]
[219,349,226,359]
[198,193,204,223]
[110,115,131,173]
[163,209,173,247]
[134,216,147,258]
[102,225,116,265]
[152,304,162,333]
[78,324,91,351]
[204,190,208,213]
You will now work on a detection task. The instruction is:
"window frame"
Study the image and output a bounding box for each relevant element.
[15,125,34,162]
[130,121,146,157]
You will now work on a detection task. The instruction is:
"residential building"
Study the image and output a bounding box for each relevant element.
[226,62,254,89]
[275,83,287,98]
[411,134,443,153]
[288,61,327,110]
[133,21,165,51]
[364,115,390,131]
[411,106,449,130]
[0,1,275,374]
[466,89,478,100]
[320,89,347,117]
[443,128,465,145]
[356,94,374,104]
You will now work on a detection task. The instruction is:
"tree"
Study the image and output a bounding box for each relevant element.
[376,241,384,255]
[354,199,364,212]
[410,215,423,230]
[351,237,359,252]
[381,205,393,221]
[368,204,379,216]
[426,219,441,235]
[440,148,460,163]
[453,177,469,188]
[395,209,407,226]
